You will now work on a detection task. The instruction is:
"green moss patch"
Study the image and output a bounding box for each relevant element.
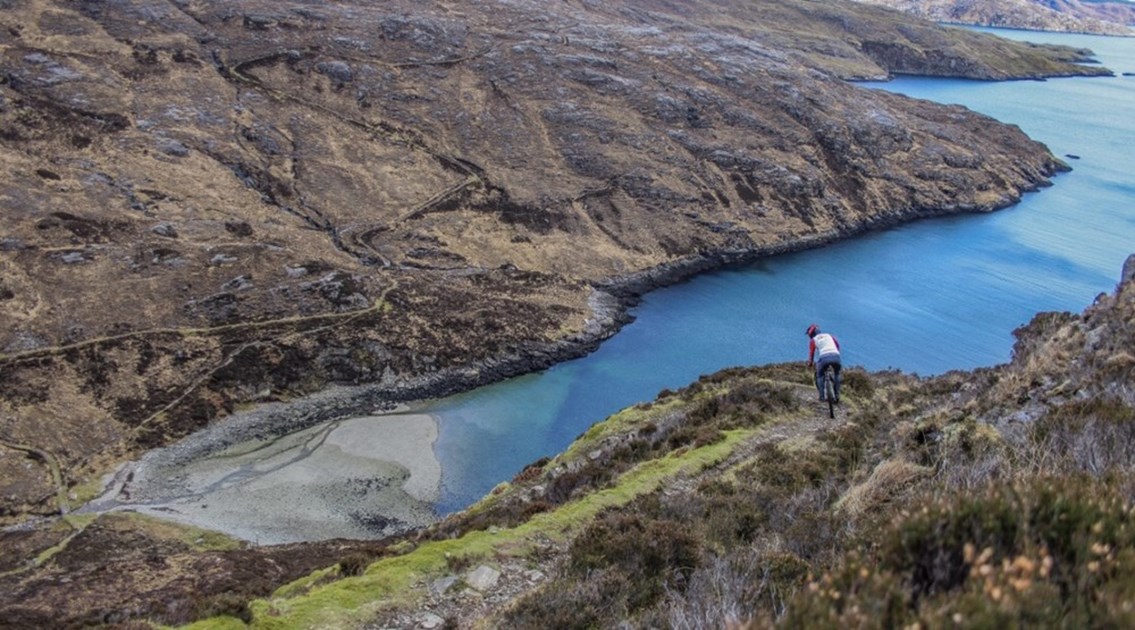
[201,430,750,628]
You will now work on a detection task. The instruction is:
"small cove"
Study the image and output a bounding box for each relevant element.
[100,29,1135,541]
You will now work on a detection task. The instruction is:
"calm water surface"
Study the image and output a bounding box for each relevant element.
[423,30,1135,512]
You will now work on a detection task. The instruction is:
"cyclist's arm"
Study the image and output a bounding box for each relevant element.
[807,339,816,366]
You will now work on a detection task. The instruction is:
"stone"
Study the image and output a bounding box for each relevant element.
[151,222,179,238]
[0,237,26,251]
[525,569,546,583]
[221,275,253,291]
[464,565,501,592]
[316,60,354,83]
[418,612,445,629]
[157,139,190,157]
[430,575,459,596]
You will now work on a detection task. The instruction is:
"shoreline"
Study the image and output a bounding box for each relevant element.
[81,409,443,544]
[105,199,1042,461]
[75,178,1063,542]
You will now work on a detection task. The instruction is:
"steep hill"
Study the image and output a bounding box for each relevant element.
[2,255,1130,627]
[289,255,1135,629]
[0,0,1110,530]
[0,2,1128,626]
[854,0,1135,35]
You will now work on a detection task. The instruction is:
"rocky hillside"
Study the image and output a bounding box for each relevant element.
[0,0,1111,531]
[0,1,1127,626]
[2,253,1129,628]
[854,0,1135,35]
[260,255,1135,629]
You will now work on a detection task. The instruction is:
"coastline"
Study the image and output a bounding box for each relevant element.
[99,190,1057,461]
[73,179,1066,542]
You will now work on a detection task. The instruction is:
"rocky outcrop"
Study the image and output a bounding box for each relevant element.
[0,0,1109,526]
[853,0,1135,36]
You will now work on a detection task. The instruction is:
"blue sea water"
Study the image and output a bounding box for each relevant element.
[426,30,1135,513]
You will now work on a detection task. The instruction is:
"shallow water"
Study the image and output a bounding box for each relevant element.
[429,29,1135,513]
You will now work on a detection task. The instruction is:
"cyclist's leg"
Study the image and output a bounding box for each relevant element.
[833,360,842,402]
[816,358,829,400]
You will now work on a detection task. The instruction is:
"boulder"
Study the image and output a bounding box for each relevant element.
[464,565,501,592]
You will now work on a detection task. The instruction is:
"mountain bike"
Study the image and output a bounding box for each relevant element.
[821,364,837,419]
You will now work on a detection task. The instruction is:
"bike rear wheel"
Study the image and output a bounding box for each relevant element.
[824,367,836,419]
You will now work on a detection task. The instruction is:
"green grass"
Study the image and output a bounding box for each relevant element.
[184,428,753,629]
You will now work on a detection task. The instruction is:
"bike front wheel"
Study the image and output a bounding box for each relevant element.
[824,369,836,418]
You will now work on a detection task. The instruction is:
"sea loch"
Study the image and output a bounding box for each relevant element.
[429,28,1135,513]
[96,29,1135,541]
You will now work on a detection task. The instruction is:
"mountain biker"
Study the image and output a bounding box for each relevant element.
[806,323,841,403]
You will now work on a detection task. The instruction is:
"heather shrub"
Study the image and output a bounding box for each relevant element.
[720,379,799,413]
[506,506,702,628]
[780,476,1135,628]
[880,485,1021,599]
[776,552,911,629]
[839,368,874,399]
[193,592,252,624]
[338,552,370,577]
[667,424,725,450]
[819,418,872,472]
[772,487,844,564]
[512,457,550,483]
[696,491,768,550]
[544,462,616,504]
[748,442,840,497]
[503,572,619,629]
[567,510,701,613]
[1032,398,1135,474]
[520,500,553,519]
[668,550,807,628]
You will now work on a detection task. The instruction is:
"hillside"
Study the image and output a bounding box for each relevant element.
[262,255,1135,629]
[0,0,1128,626]
[854,0,1135,36]
[3,254,1129,627]
[0,0,1111,532]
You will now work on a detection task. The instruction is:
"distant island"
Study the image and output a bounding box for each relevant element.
[853,0,1135,36]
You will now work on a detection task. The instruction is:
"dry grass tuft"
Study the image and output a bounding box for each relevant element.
[834,458,930,516]
[1104,351,1135,370]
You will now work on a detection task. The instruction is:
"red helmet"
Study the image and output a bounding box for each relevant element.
[806,323,818,337]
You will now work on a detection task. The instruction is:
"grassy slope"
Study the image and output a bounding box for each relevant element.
[184,259,1135,628]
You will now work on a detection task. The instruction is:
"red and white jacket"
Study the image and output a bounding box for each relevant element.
[809,333,840,363]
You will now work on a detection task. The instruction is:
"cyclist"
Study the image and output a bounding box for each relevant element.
[806,323,841,403]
